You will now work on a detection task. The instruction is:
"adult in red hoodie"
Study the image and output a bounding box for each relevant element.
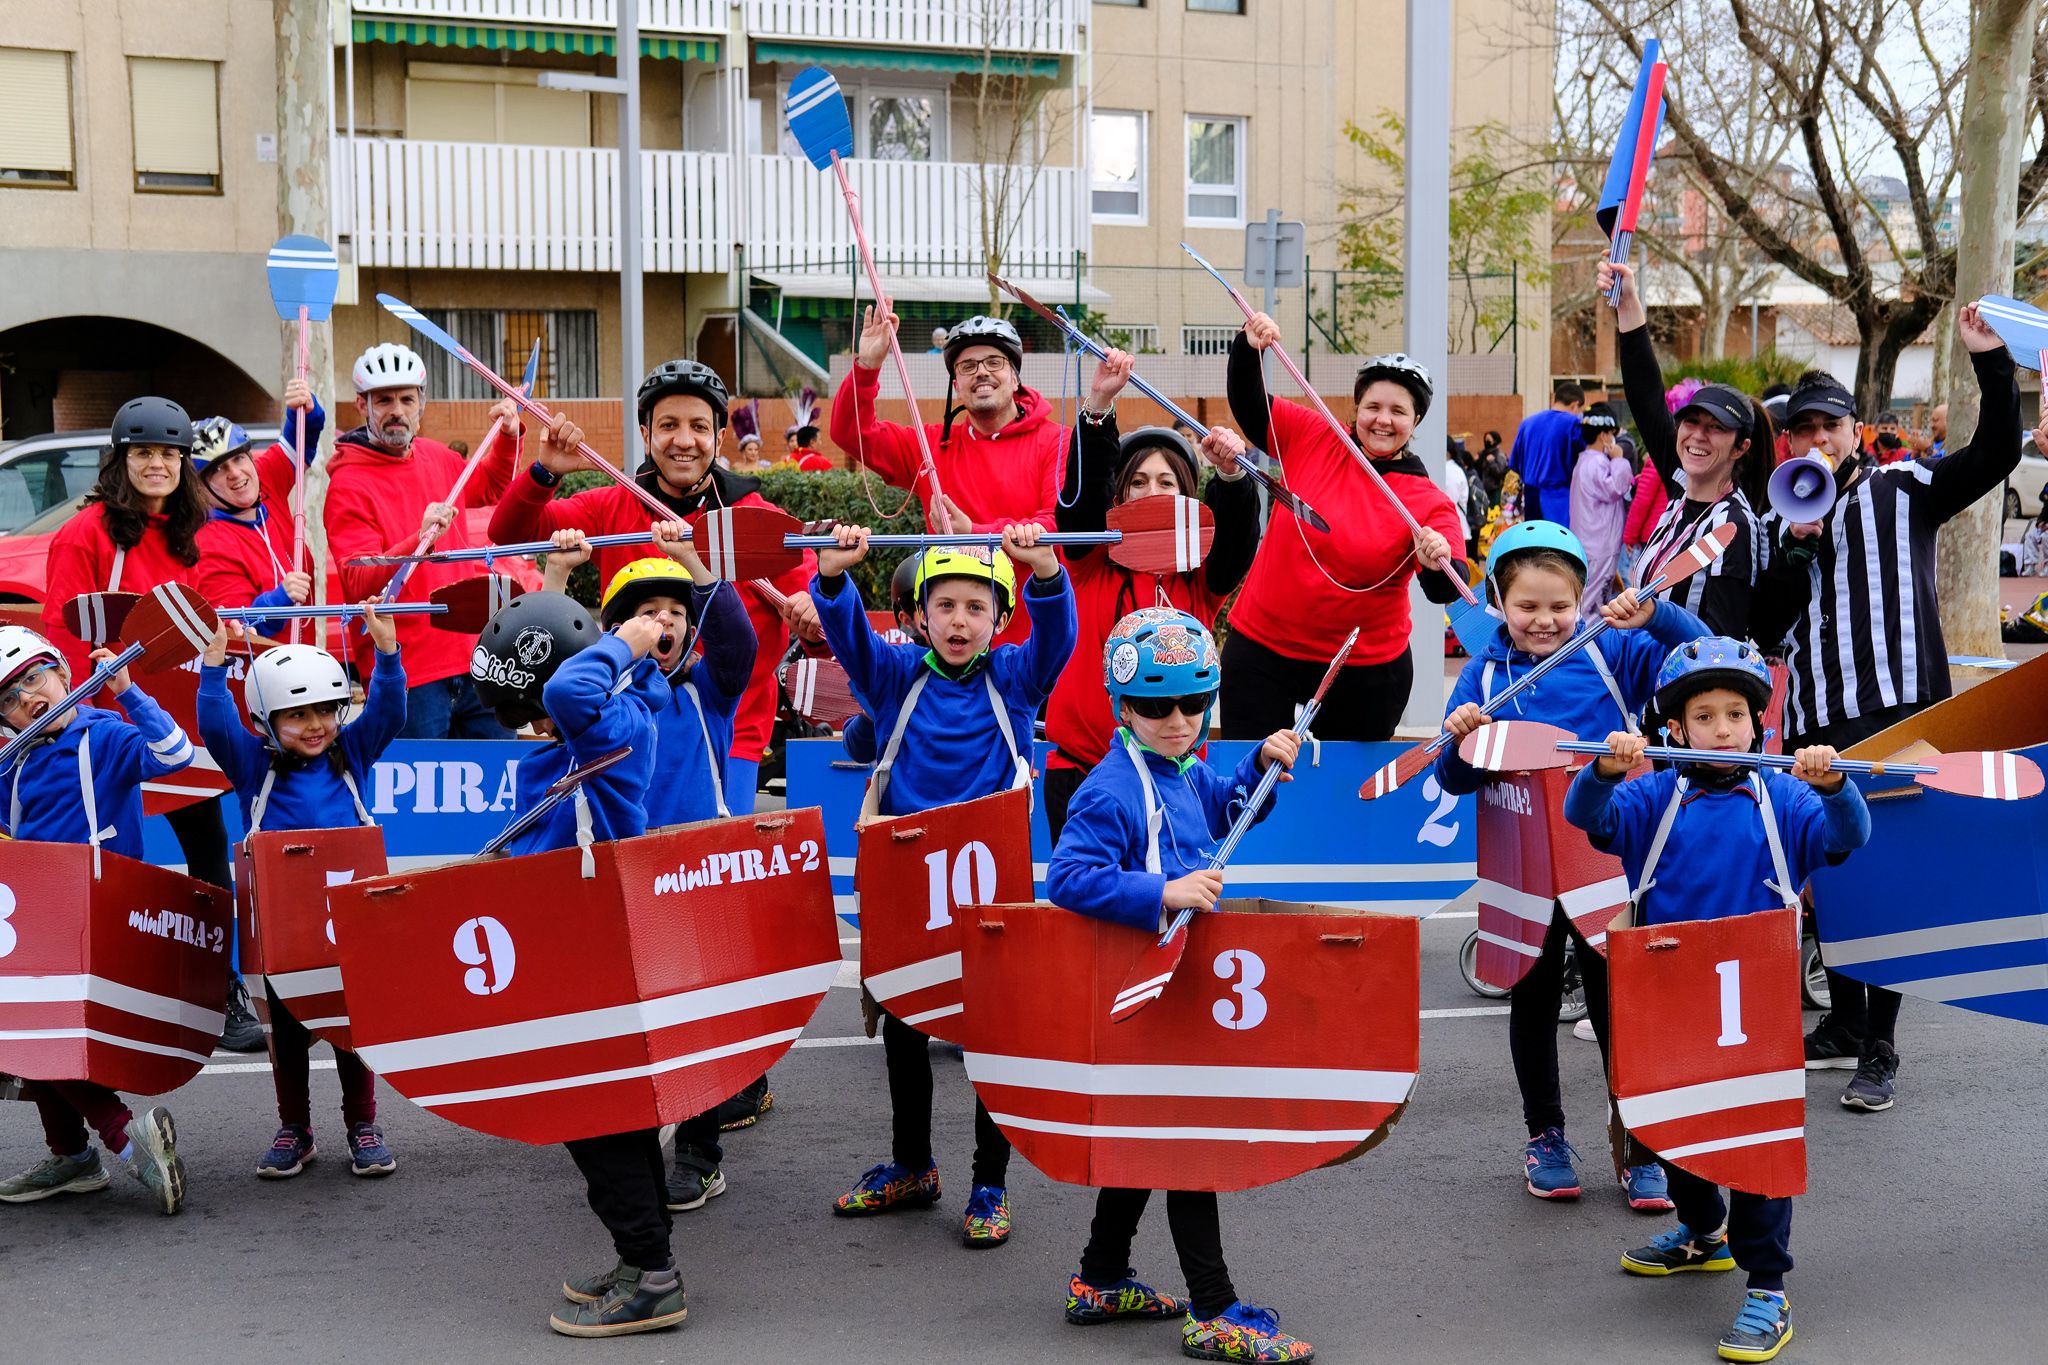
[322,342,522,738]
[489,360,815,812]
[1220,313,1468,742]
[827,309,1066,645]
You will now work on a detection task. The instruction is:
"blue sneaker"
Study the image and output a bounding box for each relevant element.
[1621,1224,1736,1275]
[962,1184,1011,1247]
[347,1122,396,1177]
[1181,1300,1314,1361]
[256,1124,315,1180]
[1718,1290,1793,1362]
[1523,1127,1581,1199]
[1622,1162,1674,1211]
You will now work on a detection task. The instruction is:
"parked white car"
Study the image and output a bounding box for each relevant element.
[2010,435,2048,519]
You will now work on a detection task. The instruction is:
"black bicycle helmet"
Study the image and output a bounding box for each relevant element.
[636,359,730,430]
[1115,426,1201,496]
[889,554,921,621]
[107,396,194,467]
[469,591,600,730]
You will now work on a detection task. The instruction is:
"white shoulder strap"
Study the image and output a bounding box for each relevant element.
[78,729,110,879]
[983,673,1032,801]
[868,671,932,816]
[1753,772,1797,909]
[106,548,126,594]
[249,767,278,834]
[1627,774,1688,923]
[572,786,596,879]
[1481,658,1497,707]
[1120,734,1165,875]
[1582,638,1640,736]
[681,680,730,820]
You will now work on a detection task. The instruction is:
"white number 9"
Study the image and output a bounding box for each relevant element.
[454,916,517,996]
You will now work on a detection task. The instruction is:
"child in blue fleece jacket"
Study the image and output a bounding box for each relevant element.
[808,521,1076,1249]
[196,607,405,1180]
[1565,635,1869,1365]
[1042,606,1312,1363]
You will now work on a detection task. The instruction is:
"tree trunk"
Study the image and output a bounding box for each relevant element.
[1700,288,1733,361]
[275,0,334,572]
[1853,321,1905,418]
[1938,0,2040,659]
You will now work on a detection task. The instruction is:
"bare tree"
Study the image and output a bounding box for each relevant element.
[961,1,1077,314]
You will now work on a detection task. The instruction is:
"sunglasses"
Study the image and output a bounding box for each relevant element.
[1125,691,1214,720]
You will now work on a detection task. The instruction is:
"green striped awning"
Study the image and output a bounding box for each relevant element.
[352,19,717,62]
[754,40,1059,79]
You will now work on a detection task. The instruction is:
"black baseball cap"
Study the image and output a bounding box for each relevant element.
[1784,379,1856,424]
[1675,384,1753,435]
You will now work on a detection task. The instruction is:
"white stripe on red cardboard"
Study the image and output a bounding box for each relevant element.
[0,1027,213,1065]
[1653,1125,1804,1162]
[268,966,344,997]
[1615,1068,1803,1128]
[990,1112,1377,1145]
[1474,878,1552,925]
[966,1052,1417,1104]
[0,974,225,1035]
[863,951,961,1001]
[410,1026,805,1109]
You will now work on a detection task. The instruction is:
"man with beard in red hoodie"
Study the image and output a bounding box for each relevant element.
[828,310,1065,643]
[322,342,523,738]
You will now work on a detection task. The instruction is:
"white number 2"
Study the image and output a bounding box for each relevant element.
[1714,958,1748,1047]
[922,841,997,931]
[0,883,16,959]
[1416,774,1460,848]
[455,916,517,996]
[1211,949,1268,1031]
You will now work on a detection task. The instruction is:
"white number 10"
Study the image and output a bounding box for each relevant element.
[1714,958,1748,1047]
[922,842,996,931]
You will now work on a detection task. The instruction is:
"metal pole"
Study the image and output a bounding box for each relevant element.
[1401,0,1452,731]
[618,4,644,473]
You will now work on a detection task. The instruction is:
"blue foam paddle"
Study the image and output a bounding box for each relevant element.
[265,235,340,323]
[785,67,854,170]
[1977,295,2048,372]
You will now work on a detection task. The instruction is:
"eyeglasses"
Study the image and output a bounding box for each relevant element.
[952,356,1011,379]
[0,664,56,712]
[1125,691,1215,720]
[125,449,184,468]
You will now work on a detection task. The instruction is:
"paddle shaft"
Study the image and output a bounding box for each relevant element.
[362,530,659,567]
[1554,740,1933,778]
[479,750,629,857]
[291,305,311,643]
[831,150,957,536]
[0,642,145,769]
[223,602,445,622]
[784,530,1117,551]
[380,366,532,601]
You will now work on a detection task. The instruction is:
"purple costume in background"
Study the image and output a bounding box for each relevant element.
[1570,447,1632,622]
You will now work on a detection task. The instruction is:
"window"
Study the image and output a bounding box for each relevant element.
[1188,0,1246,11]
[1181,325,1236,356]
[1097,0,1145,6]
[1091,110,1146,222]
[406,63,591,147]
[1185,115,1244,224]
[421,309,600,398]
[129,57,220,192]
[777,77,949,162]
[1106,324,1161,353]
[0,48,75,188]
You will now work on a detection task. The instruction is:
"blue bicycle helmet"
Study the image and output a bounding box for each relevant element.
[1654,635,1773,718]
[1104,607,1220,743]
[190,416,251,475]
[1484,519,1588,580]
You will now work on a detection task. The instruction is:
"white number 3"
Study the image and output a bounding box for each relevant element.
[0,884,16,959]
[1211,949,1268,1031]
[454,916,517,996]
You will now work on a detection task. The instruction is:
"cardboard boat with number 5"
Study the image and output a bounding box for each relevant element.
[959,897,1420,1192]
[328,810,839,1145]
[236,826,389,1052]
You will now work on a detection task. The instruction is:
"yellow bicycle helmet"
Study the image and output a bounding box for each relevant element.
[912,545,1016,617]
[600,556,694,629]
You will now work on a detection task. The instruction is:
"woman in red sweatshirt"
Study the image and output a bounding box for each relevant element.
[1042,348,1263,840]
[1220,313,1468,741]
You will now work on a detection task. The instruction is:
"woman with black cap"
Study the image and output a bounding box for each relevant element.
[1600,261,1772,638]
[1041,348,1264,840]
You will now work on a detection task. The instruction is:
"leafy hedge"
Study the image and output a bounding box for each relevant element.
[551,465,925,608]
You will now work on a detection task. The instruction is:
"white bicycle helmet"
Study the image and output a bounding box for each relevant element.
[0,626,67,732]
[245,645,353,741]
[352,343,428,395]
[1353,352,1435,419]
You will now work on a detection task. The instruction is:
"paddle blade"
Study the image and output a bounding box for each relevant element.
[120,582,219,674]
[428,575,525,633]
[1108,921,1191,1023]
[63,592,141,648]
[785,67,854,171]
[1448,596,1500,655]
[694,504,803,581]
[549,746,632,798]
[1652,521,1740,592]
[1358,741,1438,802]
[377,294,475,368]
[266,234,340,323]
[786,655,862,728]
[1457,721,1577,775]
[1107,495,1213,575]
[1977,295,2048,372]
[1265,480,1332,534]
[1915,751,2046,801]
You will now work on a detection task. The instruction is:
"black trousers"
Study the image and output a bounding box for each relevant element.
[1219,632,1412,742]
[165,796,232,889]
[1664,1163,1794,1292]
[883,1012,1010,1187]
[1508,907,1647,1164]
[670,1072,768,1177]
[1080,1187,1236,1320]
[1043,764,1089,846]
[564,1128,674,1273]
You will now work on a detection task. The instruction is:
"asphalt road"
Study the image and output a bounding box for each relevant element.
[5,909,2044,1365]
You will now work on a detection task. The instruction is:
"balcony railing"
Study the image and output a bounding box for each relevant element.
[742,0,1082,55]
[348,0,728,34]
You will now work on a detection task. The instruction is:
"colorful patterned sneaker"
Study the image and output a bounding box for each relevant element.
[0,1149,111,1203]
[1621,1224,1737,1276]
[832,1160,941,1216]
[666,1166,726,1212]
[256,1125,317,1179]
[1841,1040,1899,1112]
[562,1259,627,1306]
[1622,1162,1674,1211]
[548,1265,688,1338]
[126,1106,186,1216]
[1803,1012,1862,1070]
[347,1122,397,1177]
[1182,1301,1314,1363]
[961,1184,1011,1247]
[1523,1127,1582,1199]
[1065,1271,1188,1325]
[1717,1290,1793,1362]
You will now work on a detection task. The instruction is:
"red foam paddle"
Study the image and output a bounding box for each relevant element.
[426,574,526,633]
[1105,495,1213,575]
[784,655,862,728]
[1456,720,1577,774]
[63,591,143,648]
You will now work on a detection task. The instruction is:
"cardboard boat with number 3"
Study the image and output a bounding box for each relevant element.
[1473,764,1630,990]
[236,826,389,1051]
[959,898,1420,1193]
[0,843,232,1095]
[855,787,1032,1044]
[327,810,839,1145]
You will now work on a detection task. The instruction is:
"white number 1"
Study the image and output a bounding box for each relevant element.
[1714,959,1748,1047]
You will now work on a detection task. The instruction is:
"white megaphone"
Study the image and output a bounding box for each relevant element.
[1768,450,1839,522]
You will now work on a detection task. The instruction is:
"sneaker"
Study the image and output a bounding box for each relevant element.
[961,1184,1011,1247]
[1622,1163,1674,1212]
[1621,1224,1736,1275]
[548,1265,687,1338]
[1066,1271,1187,1325]
[1717,1289,1793,1362]
[347,1122,396,1177]
[1181,1301,1314,1362]
[1572,1017,1598,1041]
[716,1076,774,1132]
[1841,1040,1899,1112]
[666,1166,726,1212]
[256,1125,316,1179]
[563,1259,626,1306]
[219,977,266,1054]
[832,1160,940,1216]
[0,1149,111,1203]
[1803,1012,1862,1070]
[126,1106,186,1215]
[1523,1127,1582,1199]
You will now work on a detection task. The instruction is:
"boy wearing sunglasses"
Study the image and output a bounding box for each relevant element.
[1043,607,1310,1364]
